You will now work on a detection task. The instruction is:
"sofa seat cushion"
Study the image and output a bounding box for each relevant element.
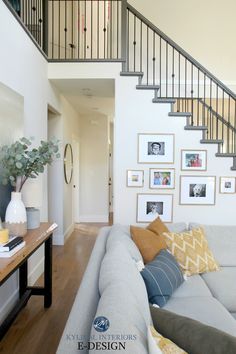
[106,224,143,261]
[172,274,212,298]
[201,267,236,312]
[163,296,236,337]
[189,223,236,266]
[99,241,151,326]
[90,281,149,354]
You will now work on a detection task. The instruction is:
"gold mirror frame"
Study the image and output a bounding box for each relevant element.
[64,143,73,184]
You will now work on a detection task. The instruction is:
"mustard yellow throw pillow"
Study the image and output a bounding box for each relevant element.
[162,227,219,276]
[148,325,188,354]
[130,217,168,264]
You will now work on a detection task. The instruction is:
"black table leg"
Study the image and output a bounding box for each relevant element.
[19,260,28,298]
[44,235,52,308]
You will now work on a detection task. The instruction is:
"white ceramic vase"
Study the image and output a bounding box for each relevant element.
[5,192,27,236]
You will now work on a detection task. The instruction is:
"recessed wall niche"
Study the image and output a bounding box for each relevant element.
[0,81,24,220]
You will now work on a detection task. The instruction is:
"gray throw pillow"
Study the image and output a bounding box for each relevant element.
[141,249,184,307]
[150,305,236,354]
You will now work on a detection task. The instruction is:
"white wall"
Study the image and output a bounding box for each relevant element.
[130,0,236,89]
[0,1,60,324]
[114,75,236,226]
[79,113,109,222]
[61,96,80,238]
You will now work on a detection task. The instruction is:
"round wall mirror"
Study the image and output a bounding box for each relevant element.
[64,143,73,184]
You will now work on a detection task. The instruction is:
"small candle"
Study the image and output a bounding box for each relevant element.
[0,229,9,244]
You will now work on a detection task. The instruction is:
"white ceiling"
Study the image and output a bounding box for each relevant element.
[50,79,115,117]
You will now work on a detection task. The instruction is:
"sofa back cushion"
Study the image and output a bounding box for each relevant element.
[99,241,151,326]
[106,224,143,262]
[90,282,149,354]
[189,223,236,266]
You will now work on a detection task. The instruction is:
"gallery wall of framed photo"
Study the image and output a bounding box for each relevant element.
[114,76,235,226]
[126,132,236,224]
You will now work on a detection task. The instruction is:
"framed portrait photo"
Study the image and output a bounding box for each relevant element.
[181,149,207,171]
[219,177,236,194]
[180,176,216,205]
[149,168,175,189]
[137,193,173,223]
[127,170,144,187]
[138,133,174,164]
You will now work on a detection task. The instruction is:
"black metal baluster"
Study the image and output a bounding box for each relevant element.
[51,0,54,58]
[152,31,155,85]
[228,96,230,153]
[109,0,112,59]
[103,0,106,59]
[216,85,219,140]
[84,0,87,59]
[134,13,136,72]
[140,20,142,73]
[146,25,149,85]
[172,47,174,98]
[116,0,118,59]
[185,58,187,112]
[178,52,180,104]
[159,37,162,96]
[166,42,168,97]
[222,91,225,145]
[197,69,200,126]
[234,100,236,153]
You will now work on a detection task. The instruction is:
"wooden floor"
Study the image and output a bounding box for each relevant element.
[0,223,109,354]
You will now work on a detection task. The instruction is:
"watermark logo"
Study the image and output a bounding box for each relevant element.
[93,316,110,332]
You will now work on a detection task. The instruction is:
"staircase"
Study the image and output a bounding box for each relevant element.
[121,3,236,171]
[4,0,236,170]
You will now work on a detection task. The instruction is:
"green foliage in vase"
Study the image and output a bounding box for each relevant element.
[0,137,60,192]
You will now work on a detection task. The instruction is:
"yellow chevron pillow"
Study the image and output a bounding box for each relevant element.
[162,227,219,276]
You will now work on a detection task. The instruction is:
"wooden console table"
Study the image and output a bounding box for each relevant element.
[0,222,57,339]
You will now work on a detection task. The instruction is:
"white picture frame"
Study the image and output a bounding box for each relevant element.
[180,175,216,205]
[137,193,173,223]
[149,168,175,189]
[138,133,174,164]
[127,170,144,187]
[181,149,207,171]
[219,177,236,194]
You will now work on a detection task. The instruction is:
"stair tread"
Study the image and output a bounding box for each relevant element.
[153,98,176,103]
[136,85,160,90]
[169,112,192,117]
[184,125,208,130]
[200,139,224,144]
[215,153,236,157]
[120,71,144,76]
[231,166,236,171]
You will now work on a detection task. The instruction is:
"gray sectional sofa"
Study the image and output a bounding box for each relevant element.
[57,222,236,353]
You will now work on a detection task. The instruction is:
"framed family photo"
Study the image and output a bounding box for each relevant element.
[181,150,207,171]
[149,168,175,189]
[127,170,144,187]
[137,193,173,223]
[138,133,174,164]
[180,176,216,205]
[219,177,236,194]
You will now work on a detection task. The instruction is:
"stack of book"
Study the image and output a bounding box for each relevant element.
[0,236,25,258]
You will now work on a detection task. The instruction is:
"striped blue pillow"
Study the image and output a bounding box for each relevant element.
[141,249,184,307]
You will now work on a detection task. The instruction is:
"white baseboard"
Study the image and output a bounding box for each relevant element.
[79,215,109,223]
[64,223,75,242]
